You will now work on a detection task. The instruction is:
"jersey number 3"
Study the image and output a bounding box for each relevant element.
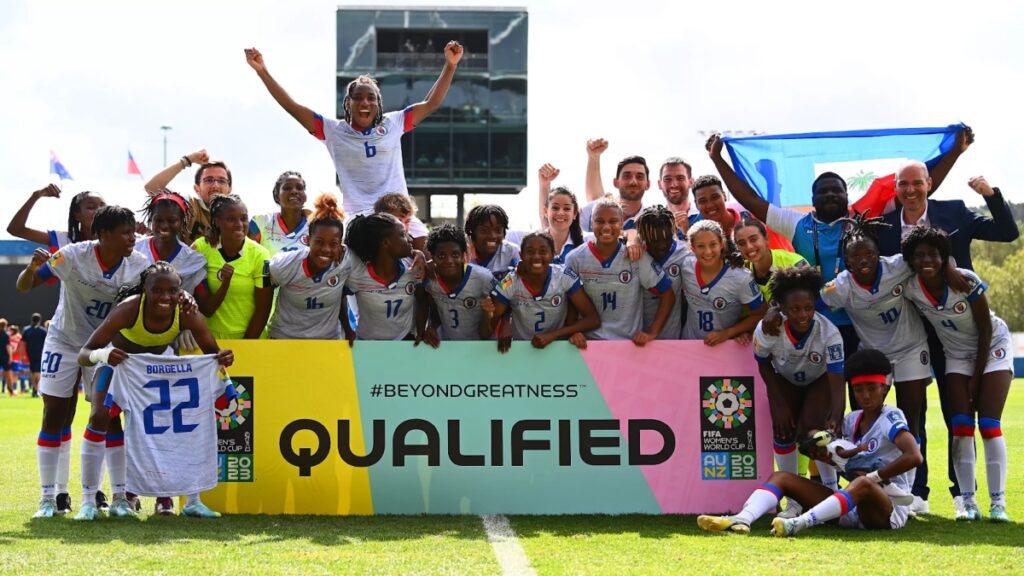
[143,378,199,435]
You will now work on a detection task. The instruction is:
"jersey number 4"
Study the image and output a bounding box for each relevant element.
[143,378,199,435]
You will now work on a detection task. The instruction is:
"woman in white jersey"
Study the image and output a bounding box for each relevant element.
[8,186,106,252]
[698,349,923,536]
[901,226,1013,522]
[248,171,311,256]
[420,224,496,344]
[634,206,689,340]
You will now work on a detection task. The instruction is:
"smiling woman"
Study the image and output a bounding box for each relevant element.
[248,171,311,256]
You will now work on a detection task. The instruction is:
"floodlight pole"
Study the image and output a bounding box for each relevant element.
[160,125,173,166]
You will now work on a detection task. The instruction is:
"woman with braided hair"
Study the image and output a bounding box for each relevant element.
[248,171,312,255]
[635,205,688,339]
[8,186,105,252]
[137,190,206,294]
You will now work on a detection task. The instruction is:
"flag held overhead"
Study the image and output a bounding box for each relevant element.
[49,150,73,181]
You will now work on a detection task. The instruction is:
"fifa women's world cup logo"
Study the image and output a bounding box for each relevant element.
[702,378,752,429]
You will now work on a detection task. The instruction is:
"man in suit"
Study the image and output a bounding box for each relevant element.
[878,159,1018,517]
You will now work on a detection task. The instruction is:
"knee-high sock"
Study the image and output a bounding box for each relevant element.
[81,427,106,500]
[795,490,854,531]
[951,414,977,502]
[37,431,62,499]
[106,433,126,499]
[774,442,799,475]
[734,484,782,525]
[56,427,72,494]
[979,418,1006,507]
[817,461,839,492]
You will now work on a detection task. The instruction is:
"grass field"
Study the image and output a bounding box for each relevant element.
[1,383,1022,576]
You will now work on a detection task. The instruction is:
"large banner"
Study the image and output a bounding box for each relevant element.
[203,340,773,515]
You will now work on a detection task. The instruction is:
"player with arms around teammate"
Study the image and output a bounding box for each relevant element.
[699,349,922,536]
[634,206,689,339]
[420,224,496,344]
[75,262,232,519]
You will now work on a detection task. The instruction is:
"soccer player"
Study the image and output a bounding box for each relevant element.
[531,165,587,265]
[634,206,689,339]
[564,199,674,345]
[249,171,311,255]
[485,232,600,353]
[16,206,149,519]
[8,186,105,252]
[341,213,424,342]
[373,193,427,254]
[75,262,231,520]
[698,349,922,536]
[192,195,273,340]
[21,314,47,398]
[689,175,792,250]
[732,218,808,302]
[144,149,234,244]
[268,193,350,340]
[680,220,764,344]
[465,204,520,281]
[244,41,463,241]
[901,226,1013,522]
[0,319,12,395]
[421,224,496,342]
[137,191,207,294]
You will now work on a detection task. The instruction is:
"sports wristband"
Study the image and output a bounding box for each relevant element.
[866,470,883,484]
[88,348,112,365]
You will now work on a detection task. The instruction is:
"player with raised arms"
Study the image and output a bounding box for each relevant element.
[681,220,764,344]
[8,186,106,253]
[74,262,232,520]
[16,206,149,519]
[634,205,689,339]
[244,41,463,242]
[564,199,675,345]
[484,232,600,353]
[732,217,808,302]
[465,204,521,281]
[532,164,587,265]
[698,349,922,536]
[420,224,496,343]
[268,193,350,340]
[901,226,1013,522]
[248,171,311,255]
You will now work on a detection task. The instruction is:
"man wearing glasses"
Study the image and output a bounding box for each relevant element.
[144,149,232,243]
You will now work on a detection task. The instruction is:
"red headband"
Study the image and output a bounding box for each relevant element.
[154,193,188,216]
[851,374,888,386]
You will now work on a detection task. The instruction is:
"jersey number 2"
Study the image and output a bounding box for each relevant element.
[143,378,199,435]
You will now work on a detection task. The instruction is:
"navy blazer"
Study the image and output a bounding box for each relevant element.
[877,189,1018,271]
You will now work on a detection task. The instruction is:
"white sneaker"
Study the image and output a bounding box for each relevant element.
[777,499,803,519]
[883,484,915,507]
[908,495,930,517]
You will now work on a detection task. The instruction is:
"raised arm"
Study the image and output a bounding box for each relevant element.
[706,134,769,222]
[408,41,463,127]
[584,139,608,202]
[245,47,318,135]
[966,177,1020,242]
[537,163,560,227]
[928,126,973,196]
[144,149,209,195]
[7,185,61,245]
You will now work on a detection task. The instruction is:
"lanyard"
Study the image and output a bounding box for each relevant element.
[811,218,846,277]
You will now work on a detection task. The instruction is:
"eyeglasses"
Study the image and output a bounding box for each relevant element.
[202,177,229,186]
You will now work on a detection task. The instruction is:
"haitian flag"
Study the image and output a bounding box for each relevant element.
[722,124,966,216]
[49,150,73,180]
[127,150,143,178]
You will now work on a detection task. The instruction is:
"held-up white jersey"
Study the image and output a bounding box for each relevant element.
[491,265,584,341]
[753,312,845,386]
[472,240,521,281]
[249,212,311,255]
[424,264,496,341]
[641,240,689,340]
[344,258,419,340]
[820,255,924,357]
[36,241,150,347]
[904,269,1012,360]
[843,405,913,494]
[681,253,764,340]
[104,353,234,496]
[134,237,207,293]
[268,249,351,339]
[313,109,413,217]
[565,242,671,340]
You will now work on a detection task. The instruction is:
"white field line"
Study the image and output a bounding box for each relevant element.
[481,514,537,576]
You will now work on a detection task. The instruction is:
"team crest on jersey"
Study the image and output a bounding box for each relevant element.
[993,348,1007,360]
[891,283,904,297]
[49,250,65,267]
[404,282,416,295]
[808,351,823,364]
[551,294,563,307]
[920,350,929,365]
[953,301,968,314]
[327,275,340,287]
[866,438,880,453]
[666,264,681,277]
[375,125,388,136]
[827,344,843,363]
[463,297,478,309]
[300,235,310,246]
[713,297,727,310]
[618,270,632,284]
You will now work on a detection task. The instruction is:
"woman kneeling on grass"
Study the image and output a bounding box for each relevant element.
[698,349,922,536]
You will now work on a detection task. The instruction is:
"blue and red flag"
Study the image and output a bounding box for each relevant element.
[49,150,73,180]
[127,150,143,178]
[722,124,966,216]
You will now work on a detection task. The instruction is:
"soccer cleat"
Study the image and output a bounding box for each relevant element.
[696,515,749,534]
[989,504,1010,523]
[155,497,176,516]
[956,500,982,522]
[777,500,803,519]
[770,516,801,537]
[108,497,138,518]
[95,490,110,512]
[883,484,915,507]
[908,495,930,517]
[126,492,141,512]
[55,493,73,515]
[73,502,101,522]
[952,496,966,519]
[182,501,221,518]
[32,498,58,519]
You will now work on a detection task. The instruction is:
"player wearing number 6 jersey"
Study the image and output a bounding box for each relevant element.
[16,206,149,519]
[77,261,232,520]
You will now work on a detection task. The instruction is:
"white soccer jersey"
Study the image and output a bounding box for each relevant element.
[424,264,496,341]
[753,312,845,386]
[37,241,150,347]
[268,249,351,339]
[472,240,521,281]
[680,253,764,340]
[820,255,924,357]
[104,353,233,496]
[314,109,412,217]
[641,240,689,340]
[843,405,913,493]
[249,212,311,256]
[564,242,671,340]
[904,269,1011,360]
[134,237,207,293]
[491,265,584,341]
[344,258,419,340]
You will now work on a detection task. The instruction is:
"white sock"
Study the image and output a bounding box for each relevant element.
[980,418,1006,507]
[56,427,72,494]
[774,442,799,474]
[797,490,853,530]
[106,437,126,499]
[186,493,200,506]
[37,432,61,499]
[734,485,782,525]
[817,461,839,492]
[81,427,107,501]
[952,414,977,503]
